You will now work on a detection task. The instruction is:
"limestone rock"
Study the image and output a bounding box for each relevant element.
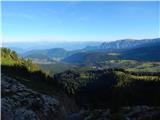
[1,75,66,120]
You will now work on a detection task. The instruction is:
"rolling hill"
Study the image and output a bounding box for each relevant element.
[62,51,120,65]
[120,42,160,61]
[23,48,79,61]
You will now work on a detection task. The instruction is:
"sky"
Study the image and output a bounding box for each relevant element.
[2,1,160,43]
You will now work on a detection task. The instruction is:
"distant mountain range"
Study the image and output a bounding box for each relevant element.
[4,41,101,54]
[83,38,160,51]
[22,38,160,63]
[63,38,160,64]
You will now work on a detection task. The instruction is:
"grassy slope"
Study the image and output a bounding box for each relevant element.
[1,48,60,95]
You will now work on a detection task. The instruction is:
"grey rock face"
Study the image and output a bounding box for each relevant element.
[1,75,66,120]
[122,106,160,120]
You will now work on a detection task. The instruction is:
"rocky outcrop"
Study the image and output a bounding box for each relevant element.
[1,75,66,120]
[67,106,160,120]
[122,106,160,120]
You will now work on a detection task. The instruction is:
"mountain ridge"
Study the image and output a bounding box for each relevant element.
[62,38,160,65]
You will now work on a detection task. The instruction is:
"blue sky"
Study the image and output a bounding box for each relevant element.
[2,1,160,42]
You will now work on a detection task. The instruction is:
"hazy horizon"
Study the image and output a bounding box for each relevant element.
[3,37,160,44]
